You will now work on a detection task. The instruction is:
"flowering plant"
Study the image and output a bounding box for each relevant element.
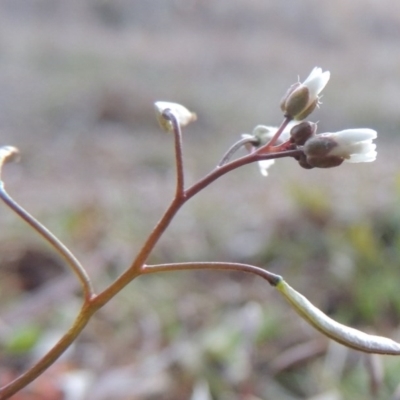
[0,68,392,398]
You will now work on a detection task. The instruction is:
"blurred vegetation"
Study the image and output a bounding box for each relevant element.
[0,1,400,399]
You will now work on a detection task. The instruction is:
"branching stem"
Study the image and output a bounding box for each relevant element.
[0,148,94,301]
[0,125,303,398]
[256,116,292,152]
[0,187,95,300]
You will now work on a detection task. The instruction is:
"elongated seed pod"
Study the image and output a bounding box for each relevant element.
[276,279,400,355]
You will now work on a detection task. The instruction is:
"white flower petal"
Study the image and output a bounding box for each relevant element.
[331,129,377,145]
[331,129,377,161]
[252,123,301,145]
[351,142,376,154]
[330,141,376,158]
[344,151,377,163]
[302,67,330,99]
[258,159,275,176]
[346,151,377,163]
[252,125,276,142]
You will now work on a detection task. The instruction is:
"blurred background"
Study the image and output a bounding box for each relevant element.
[1,1,400,399]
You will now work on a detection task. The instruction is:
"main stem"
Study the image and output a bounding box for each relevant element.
[93,196,183,307]
[0,303,97,399]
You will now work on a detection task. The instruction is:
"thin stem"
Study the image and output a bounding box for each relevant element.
[163,109,185,197]
[93,196,183,307]
[0,150,94,301]
[0,303,95,399]
[217,136,258,167]
[269,139,295,153]
[142,262,282,286]
[186,149,303,199]
[0,186,94,300]
[256,117,292,152]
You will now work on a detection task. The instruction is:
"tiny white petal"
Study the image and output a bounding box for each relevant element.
[347,151,377,163]
[302,67,330,101]
[258,159,275,176]
[330,129,377,145]
[252,125,276,135]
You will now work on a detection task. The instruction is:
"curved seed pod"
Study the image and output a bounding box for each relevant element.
[276,279,400,355]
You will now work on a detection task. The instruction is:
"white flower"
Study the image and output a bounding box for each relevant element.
[154,101,197,132]
[303,128,377,168]
[281,67,330,120]
[323,128,377,162]
[242,123,298,176]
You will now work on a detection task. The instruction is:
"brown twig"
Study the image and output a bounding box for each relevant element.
[141,261,282,286]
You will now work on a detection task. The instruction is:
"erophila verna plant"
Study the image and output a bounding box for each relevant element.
[0,67,395,398]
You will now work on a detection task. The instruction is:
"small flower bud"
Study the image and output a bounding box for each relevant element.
[295,152,315,169]
[280,67,330,120]
[280,83,301,113]
[290,121,317,145]
[154,101,197,132]
[281,86,311,119]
